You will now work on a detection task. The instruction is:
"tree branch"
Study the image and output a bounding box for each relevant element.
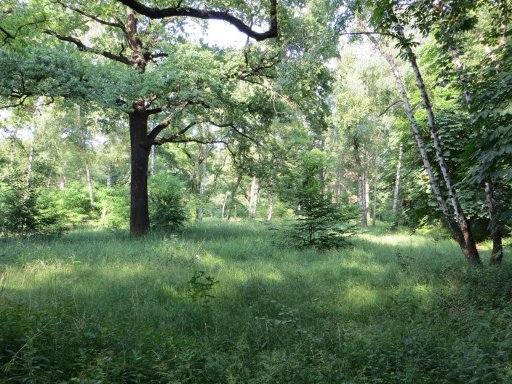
[0,25,14,40]
[377,99,402,117]
[54,0,126,32]
[150,119,197,145]
[44,30,131,65]
[208,120,258,144]
[172,138,228,145]
[116,0,278,41]
[0,95,29,109]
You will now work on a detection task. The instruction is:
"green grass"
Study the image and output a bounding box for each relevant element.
[1,221,511,383]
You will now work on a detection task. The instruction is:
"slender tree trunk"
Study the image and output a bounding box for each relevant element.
[401,37,480,264]
[9,136,15,164]
[221,191,229,219]
[353,138,367,227]
[392,143,403,228]
[368,34,481,265]
[129,105,150,235]
[227,174,242,221]
[372,157,379,227]
[197,147,207,222]
[25,146,34,194]
[267,192,273,221]
[85,160,95,210]
[486,182,503,265]
[248,176,258,219]
[365,170,370,224]
[106,163,112,188]
[451,47,504,265]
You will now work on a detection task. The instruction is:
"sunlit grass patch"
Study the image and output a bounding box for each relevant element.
[1,223,511,383]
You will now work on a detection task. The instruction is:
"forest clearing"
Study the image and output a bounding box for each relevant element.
[1,0,511,382]
[1,222,511,383]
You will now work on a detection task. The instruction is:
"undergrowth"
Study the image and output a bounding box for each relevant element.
[1,221,511,383]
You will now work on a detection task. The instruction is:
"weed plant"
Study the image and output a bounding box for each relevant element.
[0,221,511,383]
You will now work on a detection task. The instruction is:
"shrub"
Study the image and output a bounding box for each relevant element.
[149,173,187,231]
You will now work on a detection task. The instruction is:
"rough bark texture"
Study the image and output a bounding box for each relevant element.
[129,105,150,235]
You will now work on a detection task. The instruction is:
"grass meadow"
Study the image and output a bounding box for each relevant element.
[1,221,511,383]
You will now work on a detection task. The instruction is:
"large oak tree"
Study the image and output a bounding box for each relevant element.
[0,0,279,235]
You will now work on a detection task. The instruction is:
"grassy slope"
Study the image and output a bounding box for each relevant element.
[1,221,511,383]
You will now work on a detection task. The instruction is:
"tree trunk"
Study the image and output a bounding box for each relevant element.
[393,143,404,216]
[372,156,378,227]
[402,38,480,264]
[368,34,481,265]
[25,146,34,194]
[129,106,150,235]
[227,174,242,220]
[392,143,403,229]
[106,163,112,188]
[248,176,258,220]
[85,160,95,210]
[221,191,229,219]
[197,146,207,222]
[353,138,367,227]
[451,47,504,265]
[486,181,503,265]
[267,192,274,221]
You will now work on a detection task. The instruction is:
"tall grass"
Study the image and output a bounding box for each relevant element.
[1,221,511,383]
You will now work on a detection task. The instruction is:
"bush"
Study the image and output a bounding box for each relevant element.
[0,184,64,236]
[149,173,187,231]
[97,185,130,230]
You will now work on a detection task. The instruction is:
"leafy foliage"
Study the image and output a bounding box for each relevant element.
[288,149,357,249]
[149,173,187,231]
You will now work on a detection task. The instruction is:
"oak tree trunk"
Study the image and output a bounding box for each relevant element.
[129,107,150,235]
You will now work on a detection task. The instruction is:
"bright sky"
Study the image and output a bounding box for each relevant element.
[187,19,252,48]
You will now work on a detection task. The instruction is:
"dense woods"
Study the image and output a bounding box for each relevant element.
[0,0,511,382]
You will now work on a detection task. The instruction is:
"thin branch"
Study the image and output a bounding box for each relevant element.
[1,18,47,45]
[172,138,228,145]
[0,25,14,39]
[377,99,402,117]
[44,30,131,65]
[146,107,162,115]
[150,121,196,145]
[54,0,126,32]
[116,0,278,41]
[0,95,29,109]
[208,120,258,144]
